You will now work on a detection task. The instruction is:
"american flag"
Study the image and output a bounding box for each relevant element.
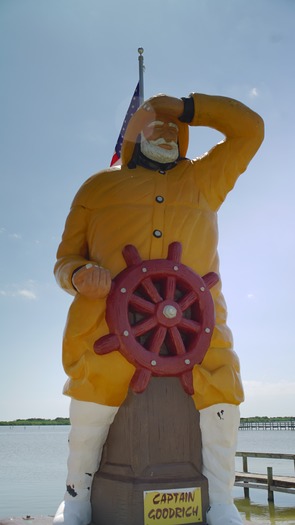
[110,82,140,166]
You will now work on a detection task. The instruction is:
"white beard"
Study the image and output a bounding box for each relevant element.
[140,136,179,164]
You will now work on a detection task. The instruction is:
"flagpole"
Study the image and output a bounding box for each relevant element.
[138,47,144,104]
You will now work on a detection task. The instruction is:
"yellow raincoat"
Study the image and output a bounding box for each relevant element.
[55,93,264,410]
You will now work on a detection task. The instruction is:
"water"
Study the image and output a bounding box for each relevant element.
[0,426,294,523]
[234,430,295,524]
[0,425,68,518]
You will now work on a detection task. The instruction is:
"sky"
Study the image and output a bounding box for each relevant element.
[1,0,294,420]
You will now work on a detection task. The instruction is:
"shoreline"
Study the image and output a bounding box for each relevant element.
[0,517,254,525]
[1,416,294,427]
[0,518,53,525]
[0,419,70,427]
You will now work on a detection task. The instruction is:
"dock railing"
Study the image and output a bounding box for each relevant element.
[235,452,295,502]
[239,419,295,430]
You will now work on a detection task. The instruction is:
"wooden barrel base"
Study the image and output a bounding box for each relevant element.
[91,376,209,525]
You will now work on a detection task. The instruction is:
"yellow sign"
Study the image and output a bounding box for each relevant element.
[144,487,202,524]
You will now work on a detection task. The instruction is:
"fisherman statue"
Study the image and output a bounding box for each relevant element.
[53,91,264,525]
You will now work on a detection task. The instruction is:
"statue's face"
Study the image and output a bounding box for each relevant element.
[141,118,179,163]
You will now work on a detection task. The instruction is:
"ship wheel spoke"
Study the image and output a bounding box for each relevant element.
[129,294,156,314]
[167,242,182,263]
[148,326,167,354]
[168,326,186,355]
[130,368,152,393]
[178,318,201,334]
[122,244,142,266]
[165,275,176,300]
[131,315,158,337]
[178,290,197,311]
[141,277,163,303]
[94,334,120,355]
[180,371,194,395]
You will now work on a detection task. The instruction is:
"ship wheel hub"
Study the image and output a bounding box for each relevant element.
[163,305,177,319]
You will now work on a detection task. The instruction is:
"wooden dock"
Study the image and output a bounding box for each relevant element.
[239,419,295,430]
[235,451,295,501]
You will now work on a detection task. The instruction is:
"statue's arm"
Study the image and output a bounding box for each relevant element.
[54,204,92,296]
[187,93,265,208]
[54,201,111,299]
[143,93,264,209]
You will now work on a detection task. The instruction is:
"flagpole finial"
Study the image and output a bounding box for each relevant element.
[138,47,144,55]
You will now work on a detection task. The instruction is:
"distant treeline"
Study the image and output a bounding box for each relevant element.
[0,416,294,426]
[0,417,70,426]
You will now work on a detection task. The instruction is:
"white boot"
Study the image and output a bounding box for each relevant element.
[199,403,243,525]
[53,399,119,525]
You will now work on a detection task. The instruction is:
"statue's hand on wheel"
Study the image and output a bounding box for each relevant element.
[72,264,112,300]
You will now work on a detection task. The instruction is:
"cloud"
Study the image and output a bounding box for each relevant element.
[241,380,295,417]
[0,282,38,300]
[18,289,37,300]
[247,293,255,300]
[249,87,259,98]
[0,227,22,240]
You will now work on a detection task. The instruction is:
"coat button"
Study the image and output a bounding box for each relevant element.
[155,195,164,203]
[159,170,166,175]
[153,229,162,238]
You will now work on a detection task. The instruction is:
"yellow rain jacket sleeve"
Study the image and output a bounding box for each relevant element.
[54,93,264,410]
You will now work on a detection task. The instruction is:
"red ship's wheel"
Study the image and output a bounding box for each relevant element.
[94,242,219,395]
